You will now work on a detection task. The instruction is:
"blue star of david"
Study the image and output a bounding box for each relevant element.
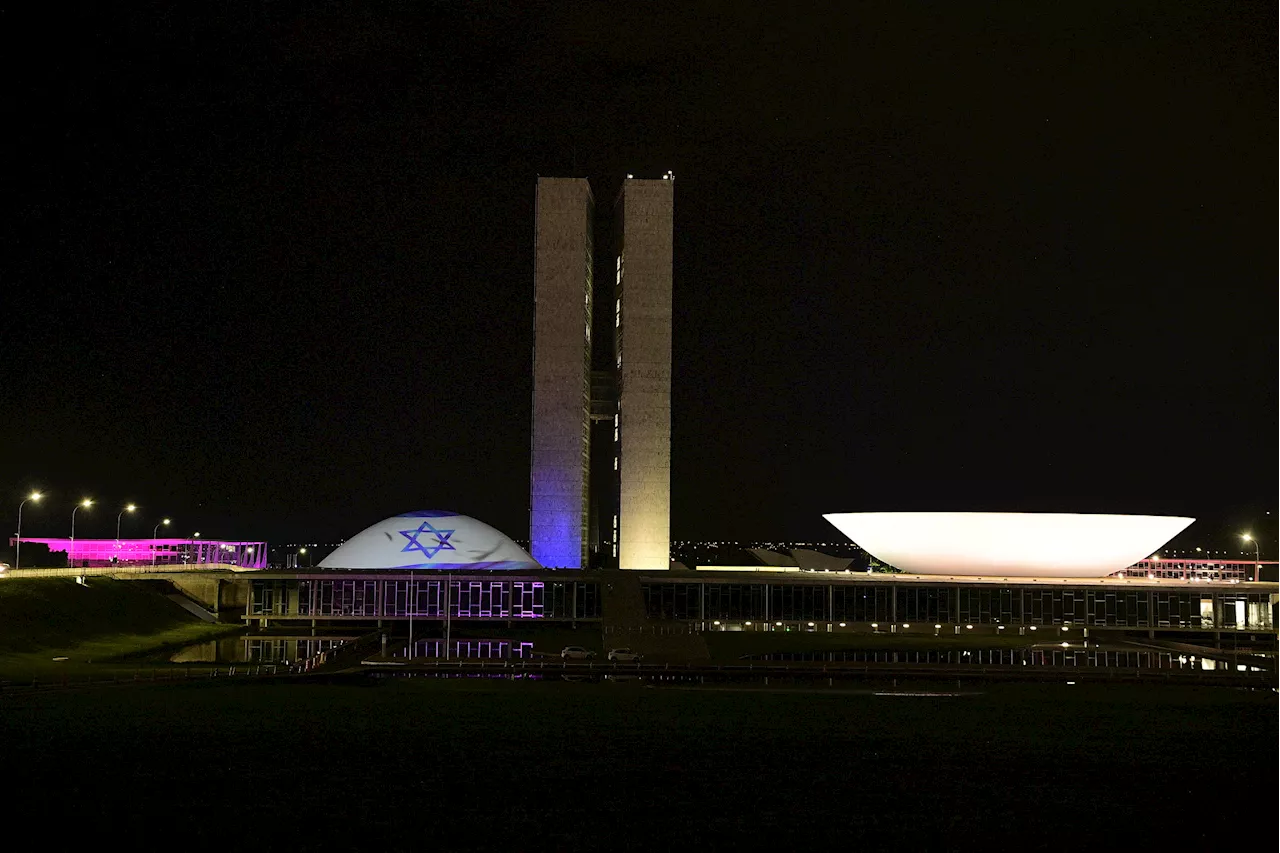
[399,521,456,560]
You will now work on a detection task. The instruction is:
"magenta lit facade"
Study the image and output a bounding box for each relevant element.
[12,537,268,569]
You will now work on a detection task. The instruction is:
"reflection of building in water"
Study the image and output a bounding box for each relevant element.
[243,637,348,664]
[166,634,349,664]
[742,647,1264,672]
[397,639,533,660]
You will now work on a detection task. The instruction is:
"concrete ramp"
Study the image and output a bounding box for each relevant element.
[166,593,219,623]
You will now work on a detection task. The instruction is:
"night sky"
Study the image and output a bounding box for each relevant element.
[5,3,1276,553]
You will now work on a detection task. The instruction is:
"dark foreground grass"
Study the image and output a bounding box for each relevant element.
[0,577,238,680]
[1,678,1273,851]
[0,577,198,653]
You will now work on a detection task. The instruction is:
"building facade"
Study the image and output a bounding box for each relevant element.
[10,537,267,569]
[638,572,1277,633]
[529,178,594,568]
[245,571,602,626]
[613,177,674,570]
[530,174,674,571]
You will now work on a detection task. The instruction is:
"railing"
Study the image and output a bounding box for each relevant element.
[4,563,259,579]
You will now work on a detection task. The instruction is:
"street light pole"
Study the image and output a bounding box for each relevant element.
[1242,534,1261,583]
[15,491,43,570]
[70,499,93,570]
[115,504,137,565]
[152,518,170,566]
[116,504,137,543]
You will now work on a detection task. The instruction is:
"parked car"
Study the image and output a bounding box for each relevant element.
[560,646,596,660]
[607,648,642,662]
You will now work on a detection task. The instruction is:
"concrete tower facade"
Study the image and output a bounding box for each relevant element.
[529,178,593,569]
[613,178,673,570]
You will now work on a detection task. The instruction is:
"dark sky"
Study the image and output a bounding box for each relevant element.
[5,2,1276,552]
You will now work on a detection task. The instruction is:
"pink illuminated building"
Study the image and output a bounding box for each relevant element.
[10,537,268,569]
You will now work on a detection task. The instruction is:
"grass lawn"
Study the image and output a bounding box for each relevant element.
[0,577,239,682]
[1,677,1271,850]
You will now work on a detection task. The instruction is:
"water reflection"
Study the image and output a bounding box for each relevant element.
[395,639,534,660]
[169,636,1269,674]
[169,635,353,664]
[743,648,1267,672]
[169,635,535,664]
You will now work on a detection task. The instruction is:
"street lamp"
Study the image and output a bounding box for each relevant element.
[1241,534,1260,582]
[15,491,43,570]
[116,504,137,543]
[115,504,137,565]
[152,518,170,566]
[190,532,201,566]
[299,546,311,568]
[70,499,93,570]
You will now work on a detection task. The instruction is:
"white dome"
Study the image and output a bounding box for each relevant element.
[823,512,1194,578]
[319,511,540,571]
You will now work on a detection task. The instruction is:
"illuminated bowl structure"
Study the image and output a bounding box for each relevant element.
[319,511,540,571]
[822,512,1194,578]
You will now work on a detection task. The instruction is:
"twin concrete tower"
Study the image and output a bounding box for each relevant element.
[530,176,674,570]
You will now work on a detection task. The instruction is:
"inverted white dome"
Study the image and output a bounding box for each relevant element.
[823,512,1194,578]
[319,511,540,571]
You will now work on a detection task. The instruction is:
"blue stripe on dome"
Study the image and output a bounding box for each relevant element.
[395,510,459,518]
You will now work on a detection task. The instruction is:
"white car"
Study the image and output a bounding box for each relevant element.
[607,648,642,663]
[560,646,596,660]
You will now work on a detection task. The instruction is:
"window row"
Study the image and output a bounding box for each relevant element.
[249,579,601,620]
[641,583,1275,630]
